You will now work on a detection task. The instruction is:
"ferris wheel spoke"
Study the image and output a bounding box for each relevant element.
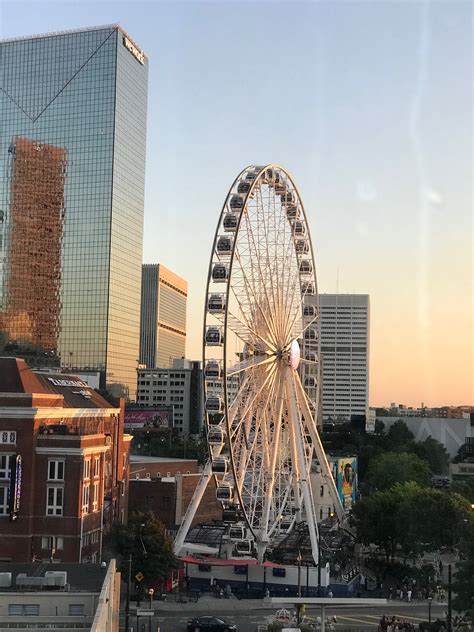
[227,354,275,376]
[239,207,282,340]
[232,250,279,346]
[230,363,277,443]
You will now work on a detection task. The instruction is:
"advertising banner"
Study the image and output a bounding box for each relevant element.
[124,407,172,430]
[333,457,357,511]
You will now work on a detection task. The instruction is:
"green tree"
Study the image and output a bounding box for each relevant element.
[350,485,406,562]
[105,510,177,585]
[412,437,450,474]
[452,522,474,619]
[385,420,415,451]
[451,479,474,504]
[364,451,431,492]
[351,483,473,562]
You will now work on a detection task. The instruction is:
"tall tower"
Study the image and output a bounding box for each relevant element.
[318,294,370,422]
[0,26,149,398]
[139,264,187,369]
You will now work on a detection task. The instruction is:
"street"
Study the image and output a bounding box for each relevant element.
[122,601,448,631]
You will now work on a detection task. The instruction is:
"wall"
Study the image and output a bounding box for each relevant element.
[378,416,473,458]
[90,559,120,632]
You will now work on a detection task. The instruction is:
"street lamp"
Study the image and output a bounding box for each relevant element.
[148,587,154,608]
[427,596,433,624]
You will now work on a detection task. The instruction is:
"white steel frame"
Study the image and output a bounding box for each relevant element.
[174,165,343,563]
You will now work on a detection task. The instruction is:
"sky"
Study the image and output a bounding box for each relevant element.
[1,0,472,407]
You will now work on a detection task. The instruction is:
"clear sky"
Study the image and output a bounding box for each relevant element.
[1,0,472,407]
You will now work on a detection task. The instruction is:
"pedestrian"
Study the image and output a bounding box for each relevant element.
[407,589,412,602]
[328,589,333,598]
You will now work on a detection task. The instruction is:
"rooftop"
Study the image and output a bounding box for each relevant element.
[0,562,107,592]
[130,455,197,463]
[0,357,117,410]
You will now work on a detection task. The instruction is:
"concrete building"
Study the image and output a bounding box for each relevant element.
[377,415,474,458]
[139,264,187,369]
[0,357,131,563]
[0,560,120,631]
[136,359,202,434]
[0,25,148,400]
[317,294,370,422]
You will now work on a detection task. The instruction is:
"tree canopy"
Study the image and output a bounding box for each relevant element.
[351,482,472,562]
[105,510,177,586]
[364,451,431,493]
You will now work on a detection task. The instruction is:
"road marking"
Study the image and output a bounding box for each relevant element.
[392,613,427,621]
[337,616,379,626]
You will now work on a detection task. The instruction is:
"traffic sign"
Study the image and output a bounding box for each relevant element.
[137,609,154,617]
[135,572,144,582]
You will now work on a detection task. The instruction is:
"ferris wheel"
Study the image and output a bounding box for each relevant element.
[174,165,343,564]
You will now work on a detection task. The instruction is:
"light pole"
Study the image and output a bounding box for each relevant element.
[125,554,132,632]
[447,564,452,632]
[148,588,154,632]
[297,550,302,598]
[427,596,433,624]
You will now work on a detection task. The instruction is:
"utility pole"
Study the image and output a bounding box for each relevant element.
[447,564,452,632]
[125,554,132,632]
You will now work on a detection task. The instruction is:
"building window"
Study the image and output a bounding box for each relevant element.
[8,604,40,616]
[0,432,16,444]
[48,460,65,481]
[83,459,91,480]
[92,481,99,512]
[0,486,9,515]
[46,486,63,516]
[0,455,12,479]
[69,604,85,616]
[41,536,63,550]
[93,456,100,478]
[82,484,90,515]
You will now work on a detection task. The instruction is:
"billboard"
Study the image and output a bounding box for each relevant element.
[124,407,173,430]
[333,457,357,511]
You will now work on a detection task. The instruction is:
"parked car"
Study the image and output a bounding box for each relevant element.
[187,616,237,632]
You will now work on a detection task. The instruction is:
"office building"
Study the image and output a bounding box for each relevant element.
[0,560,120,631]
[140,264,187,369]
[0,357,131,563]
[317,294,370,421]
[0,25,148,399]
[137,359,202,434]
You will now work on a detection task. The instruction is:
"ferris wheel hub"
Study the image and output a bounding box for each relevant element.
[288,339,301,371]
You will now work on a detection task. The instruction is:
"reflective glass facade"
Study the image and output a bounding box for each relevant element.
[139,264,187,369]
[0,26,148,398]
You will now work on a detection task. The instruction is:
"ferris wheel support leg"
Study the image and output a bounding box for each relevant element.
[294,376,344,522]
[285,368,320,566]
[174,461,213,556]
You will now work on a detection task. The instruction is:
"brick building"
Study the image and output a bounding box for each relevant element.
[128,457,221,533]
[0,358,131,563]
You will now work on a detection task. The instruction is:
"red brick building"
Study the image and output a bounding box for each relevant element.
[0,358,131,563]
[129,457,221,533]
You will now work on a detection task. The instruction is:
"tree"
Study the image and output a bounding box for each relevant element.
[385,420,415,451]
[452,522,474,619]
[364,451,431,492]
[351,483,473,562]
[451,479,474,504]
[412,437,450,475]
[350,485,406,562]
[105,510,177,586]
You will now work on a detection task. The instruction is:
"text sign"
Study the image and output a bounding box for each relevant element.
[137,609,154,617]
[123,36,145,65]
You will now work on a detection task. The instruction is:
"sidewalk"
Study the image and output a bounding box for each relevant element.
[136,595,447,614]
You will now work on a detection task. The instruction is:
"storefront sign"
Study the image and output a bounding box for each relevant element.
[123,36,145,65]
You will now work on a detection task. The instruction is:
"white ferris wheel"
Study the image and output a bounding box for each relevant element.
[174,164,343,564]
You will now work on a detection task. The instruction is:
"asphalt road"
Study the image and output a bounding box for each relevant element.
[122,602,448,632]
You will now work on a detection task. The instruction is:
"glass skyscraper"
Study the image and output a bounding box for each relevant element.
[140,264,187,369]
[0,25,148,398]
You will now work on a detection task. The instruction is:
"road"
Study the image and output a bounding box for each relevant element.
[122,602,448,631]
